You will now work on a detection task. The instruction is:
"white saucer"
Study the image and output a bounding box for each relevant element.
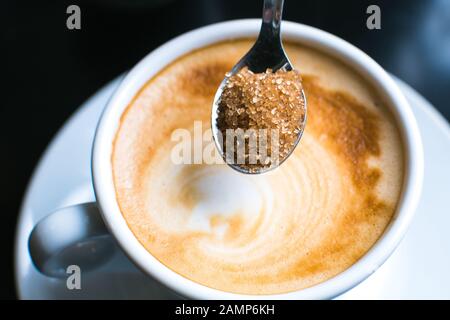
[15,75,450,299]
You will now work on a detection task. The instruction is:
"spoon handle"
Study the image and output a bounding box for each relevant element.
[261,0,285,37]
[231,0,289,73]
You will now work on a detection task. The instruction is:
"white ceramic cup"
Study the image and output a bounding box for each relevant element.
[28,19,423,299]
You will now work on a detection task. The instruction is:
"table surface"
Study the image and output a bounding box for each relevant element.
[2,0,449,299]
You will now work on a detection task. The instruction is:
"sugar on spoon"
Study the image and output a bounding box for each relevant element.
[211,0,307,174]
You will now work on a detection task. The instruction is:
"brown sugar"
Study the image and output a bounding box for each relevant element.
[216,67,306,172]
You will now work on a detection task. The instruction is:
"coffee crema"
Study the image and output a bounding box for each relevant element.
[112,39,404,294]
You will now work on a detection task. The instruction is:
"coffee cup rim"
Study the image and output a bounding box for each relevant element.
[92,19,424,299]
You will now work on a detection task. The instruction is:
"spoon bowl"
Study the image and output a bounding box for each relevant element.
[211,0,307,174]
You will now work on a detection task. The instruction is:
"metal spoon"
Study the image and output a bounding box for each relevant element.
[211,0,307,174]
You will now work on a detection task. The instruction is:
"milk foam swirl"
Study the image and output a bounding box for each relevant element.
[112,40,404,294]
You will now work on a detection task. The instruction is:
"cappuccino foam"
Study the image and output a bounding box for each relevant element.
[112,40,404,294]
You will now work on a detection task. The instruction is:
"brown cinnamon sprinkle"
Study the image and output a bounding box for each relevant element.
[216,67,306,172]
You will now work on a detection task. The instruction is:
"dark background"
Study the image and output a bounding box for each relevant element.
[1,0,449,299]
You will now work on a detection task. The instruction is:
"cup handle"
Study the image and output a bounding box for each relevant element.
[28,202,116,278]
